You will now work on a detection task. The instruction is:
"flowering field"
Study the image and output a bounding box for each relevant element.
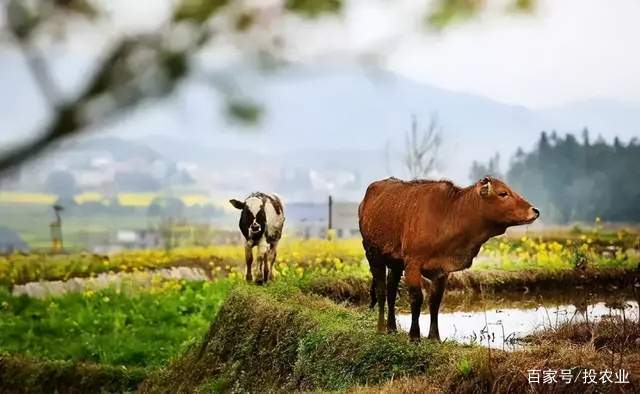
[2,230,638,288]
[477,229,640,271]
[0,239,368,287]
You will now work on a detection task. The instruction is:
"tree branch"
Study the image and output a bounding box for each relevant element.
[0,39,134,175]
[16,39,61,108]
[0,35,191,176]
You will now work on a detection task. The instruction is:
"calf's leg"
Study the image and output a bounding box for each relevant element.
[386,263,403,332]
[267,241,278,281]
[427,274,448,341]
[244,243,253,282]
[256,240,269,285]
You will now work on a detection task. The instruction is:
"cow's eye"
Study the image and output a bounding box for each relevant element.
[498,192,509,198]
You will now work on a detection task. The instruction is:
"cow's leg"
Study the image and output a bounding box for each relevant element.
[405,264,423,342]
[255,239,269,285]
[369,276,377,309]
[427,274,448,341]
[386,262,403,333]
[244,243,253,282]
[371,262,386,333]
[364,242,387,332]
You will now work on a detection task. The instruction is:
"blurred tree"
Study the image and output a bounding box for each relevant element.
[147,196,186,219]
[0,0,536,176]
[114,172,161,192]
[469,152,502,182]
[506,132,640,223]
[44,170,78,197]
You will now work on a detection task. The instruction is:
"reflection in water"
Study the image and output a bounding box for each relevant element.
[396,300,638,351]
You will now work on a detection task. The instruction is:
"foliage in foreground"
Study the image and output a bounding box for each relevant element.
[0,279,233,367]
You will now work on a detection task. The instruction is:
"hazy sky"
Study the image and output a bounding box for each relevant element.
[4,0,640,107]
[285,0,640,108]
[2,0,640,144]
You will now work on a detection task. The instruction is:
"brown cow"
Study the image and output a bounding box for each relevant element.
[358,176,539,341]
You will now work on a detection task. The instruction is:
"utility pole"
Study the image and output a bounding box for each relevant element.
[327,195,333,239]
[50,204,64,252]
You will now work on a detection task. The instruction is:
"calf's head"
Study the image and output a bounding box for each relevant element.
[230,196,266,240]
[476,177,539,227]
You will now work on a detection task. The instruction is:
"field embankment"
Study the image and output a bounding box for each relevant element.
[302,267,640,310]
[140,283,640,393]
[140,284,469,393]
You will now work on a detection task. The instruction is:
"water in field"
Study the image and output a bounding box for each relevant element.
[396,298,639,350]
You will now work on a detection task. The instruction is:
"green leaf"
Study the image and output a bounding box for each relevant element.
[226,100,263,125]
[54,0,99,19]
[511,0,535,12]
[173,0,229,23]
[427,0,482,29]
[285,0,342,18]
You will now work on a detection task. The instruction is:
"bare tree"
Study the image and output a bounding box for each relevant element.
[403,114,442,179]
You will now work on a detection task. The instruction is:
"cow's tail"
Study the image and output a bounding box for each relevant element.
[369,276,377,309]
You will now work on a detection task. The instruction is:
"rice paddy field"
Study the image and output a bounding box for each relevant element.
[1,228,640,392]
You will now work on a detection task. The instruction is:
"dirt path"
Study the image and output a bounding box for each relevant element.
[12,266,210,299]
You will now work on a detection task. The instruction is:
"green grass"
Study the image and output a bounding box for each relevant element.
[0,279,234,367]
[0,354,147,393]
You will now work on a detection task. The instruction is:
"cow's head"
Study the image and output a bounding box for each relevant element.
[230,196,266,240]
[476,176,539,227]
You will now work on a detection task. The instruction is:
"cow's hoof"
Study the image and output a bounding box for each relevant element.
[245,276,253,283]
[409,335,421,343]
[427,334,441,342]
[254,278,264,285]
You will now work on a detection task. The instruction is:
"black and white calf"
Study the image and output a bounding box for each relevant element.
[229,192,285,284]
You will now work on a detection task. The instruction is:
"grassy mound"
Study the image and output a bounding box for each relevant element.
[525,314,640,353]
[0,354,146,393]
[450,267,638,293]
[141,281,640,393]
[355,343,640,393]
[140,284,470,393]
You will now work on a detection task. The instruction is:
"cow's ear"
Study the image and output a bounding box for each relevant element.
[479,179,492,197]
[229,199,245,210]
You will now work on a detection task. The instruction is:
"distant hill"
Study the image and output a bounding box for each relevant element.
[62,137,163,162]
[120,67,640,196]
[8,66,640,199]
